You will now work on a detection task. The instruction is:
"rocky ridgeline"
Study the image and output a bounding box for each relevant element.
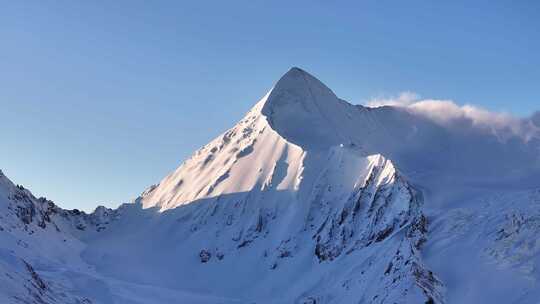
[2,180,119,235]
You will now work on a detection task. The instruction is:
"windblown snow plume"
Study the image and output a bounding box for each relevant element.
[367,93,540,142]
[367,92,420,108]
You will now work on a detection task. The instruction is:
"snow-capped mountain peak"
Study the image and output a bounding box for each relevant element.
[260,67,359,150]
[139,67,365,210]
[128,68,442,301]
[261,67,339,115]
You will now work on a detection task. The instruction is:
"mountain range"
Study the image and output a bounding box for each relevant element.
[2,67,540,303]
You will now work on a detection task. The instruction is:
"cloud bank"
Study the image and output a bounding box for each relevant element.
[366,93,540,142]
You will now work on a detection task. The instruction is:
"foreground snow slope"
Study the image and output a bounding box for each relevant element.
[424,189,540,303]
[0,170,91,304]
[2,67,540,303]
[0,169,244,304]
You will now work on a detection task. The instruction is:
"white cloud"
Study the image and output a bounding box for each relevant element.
[365,92,540,142]
[366,91,419,108]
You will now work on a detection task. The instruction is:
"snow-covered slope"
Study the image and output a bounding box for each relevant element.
[425,189,540,303]
[0,170,91,303]
[0,169,236,304]
[80,153,440,303]
[2,67,540,303]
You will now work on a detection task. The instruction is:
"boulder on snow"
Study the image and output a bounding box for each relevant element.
[199,249,211,263]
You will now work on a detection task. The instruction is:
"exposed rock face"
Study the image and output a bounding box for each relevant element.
[311,161,418,261]
[23,259,47,291]
[9,185,58,231]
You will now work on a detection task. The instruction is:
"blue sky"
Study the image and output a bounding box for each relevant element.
[1,1,539,211]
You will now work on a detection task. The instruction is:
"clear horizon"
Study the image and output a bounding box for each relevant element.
[2,1,539,211]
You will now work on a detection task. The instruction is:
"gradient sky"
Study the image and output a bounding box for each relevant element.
[1,1,539,211]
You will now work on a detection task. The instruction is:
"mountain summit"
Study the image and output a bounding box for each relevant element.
[260,67,361,149]
[261,67,339,116]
